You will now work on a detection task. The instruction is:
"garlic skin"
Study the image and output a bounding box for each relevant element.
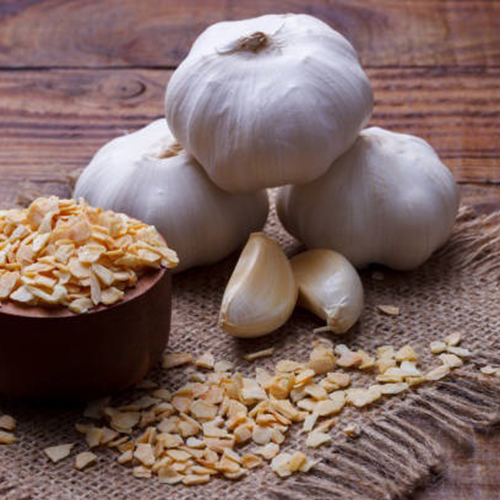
[220,233,298,338]
[165,13,373,193]
[74,119,269,273]
[278,127,460,270]
[291,249,363,334]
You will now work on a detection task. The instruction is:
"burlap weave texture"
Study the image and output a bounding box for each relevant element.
[0,204,499,499]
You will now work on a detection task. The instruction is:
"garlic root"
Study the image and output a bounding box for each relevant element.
[220,233,298,338]
[291,249,363,334]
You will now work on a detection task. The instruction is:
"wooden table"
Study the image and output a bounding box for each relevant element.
[0,1,498,498]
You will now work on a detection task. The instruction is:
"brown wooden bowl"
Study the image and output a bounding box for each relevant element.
[0,267,171,400]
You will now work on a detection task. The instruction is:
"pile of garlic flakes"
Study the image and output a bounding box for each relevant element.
[0,196,178,313]
[32,332,472,484]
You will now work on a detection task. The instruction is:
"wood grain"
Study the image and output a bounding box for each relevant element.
[0,0,498,68]
[0,1,499,496]
[0,68,498,193]
[414,430,500,500]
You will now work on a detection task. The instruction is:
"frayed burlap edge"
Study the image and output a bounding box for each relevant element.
[269,374,500,500]
[269,207,500,500]
[0,198,499,500]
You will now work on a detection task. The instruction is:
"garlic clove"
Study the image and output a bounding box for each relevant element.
[290,249,363,334]
[220,233,298,338]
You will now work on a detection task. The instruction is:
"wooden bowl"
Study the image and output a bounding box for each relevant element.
[0,267,171,400]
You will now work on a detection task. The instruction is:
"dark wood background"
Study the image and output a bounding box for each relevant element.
[0,1,498,498]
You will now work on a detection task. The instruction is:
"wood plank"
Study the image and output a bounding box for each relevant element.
[0,1,498,68]
[368,67,500,184]
[0,68,498,186]
[414,430,500,500]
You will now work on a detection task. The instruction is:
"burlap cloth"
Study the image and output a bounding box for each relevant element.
[0,193,499,499]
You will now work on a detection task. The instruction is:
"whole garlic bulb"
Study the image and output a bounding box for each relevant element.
[74,119,269,272]
[278,127,460,270]
[165,13,373,193]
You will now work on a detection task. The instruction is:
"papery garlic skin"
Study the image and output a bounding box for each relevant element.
[291,249,363,334]
[220,233,298,338]
[74,119,269,273]
[165,13,373,193]
[278,127,460,271]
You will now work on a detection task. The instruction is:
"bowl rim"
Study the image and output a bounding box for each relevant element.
[0,266,168,319]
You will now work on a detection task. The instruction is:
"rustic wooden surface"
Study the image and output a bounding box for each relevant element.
[0,1,498,498]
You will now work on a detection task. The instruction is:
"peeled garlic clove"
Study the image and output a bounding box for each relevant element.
[291,249,363,334]
[220,233,297,338]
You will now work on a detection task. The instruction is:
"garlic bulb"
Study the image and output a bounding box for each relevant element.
[220,233,297,337]
[278,127,460,270]
[74,119,269,272]
[291,249,363,334]
[165,13,373,193]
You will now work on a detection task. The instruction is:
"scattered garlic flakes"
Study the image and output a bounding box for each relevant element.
[346,387,381,408]
[134,443,156,466]
[288,451,307,472]
[44,443,74,463]
[244,347,275,361]
[276,360,304,373]
[0,415,16,431]
[429,341,447,354]
[306,431,331,448]
[400,360,421,377]
[336,351,363,369]
[0,430,17,444]
[395,345,419,362]
[439,353,463,369]
[214,360,234,373]
[183,474,210,485]
[480,365,500,376]
[242,453,263,469]
[444,332,462,346]
[74,451,98,471]
[65,336,471,487]
[447,346,471,358]
[162,353,193,370]
[195,352,215,370]
[343,424,361,438]
[425,365,450,381]
[357,350,375,370]
[117,449,133,464]
[133,465,152,479]
[377,305,400,316]
[302,412,319,433]
[271,453,293,478]
[376,366,405,383]
[255,442,280,460]
[378,382,408,395]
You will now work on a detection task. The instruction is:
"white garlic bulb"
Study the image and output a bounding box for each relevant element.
[278,127,460,270]
[220,233,297,338]
[165,13,373,193]
[74,119,269,272]
[291,249,363,334]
